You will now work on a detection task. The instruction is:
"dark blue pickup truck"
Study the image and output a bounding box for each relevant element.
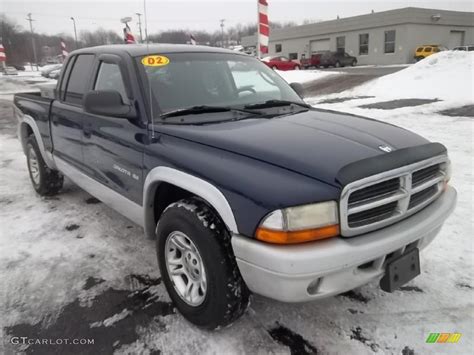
[14,44,456,329]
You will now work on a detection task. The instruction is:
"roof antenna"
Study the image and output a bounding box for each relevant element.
[143,0,154,138]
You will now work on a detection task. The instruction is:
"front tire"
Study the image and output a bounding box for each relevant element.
[26,136,63,196]
[335,61,341,68]
[156,198,250,329]
[294,65,300,70]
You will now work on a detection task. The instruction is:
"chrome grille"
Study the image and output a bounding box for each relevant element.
[340,156,448,237]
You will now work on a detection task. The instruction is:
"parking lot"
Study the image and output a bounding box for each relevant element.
[1,50,473,353]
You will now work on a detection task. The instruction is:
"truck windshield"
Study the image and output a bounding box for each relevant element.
[136,52,304,121]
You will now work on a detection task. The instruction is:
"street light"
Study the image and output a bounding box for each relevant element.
[136,12,143,42]
[70,17,78,49]
[220,19,225,48]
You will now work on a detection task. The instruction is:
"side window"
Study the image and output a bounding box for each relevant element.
[58,57,73,100]
[94,62,128,103]
[64,54,94,105]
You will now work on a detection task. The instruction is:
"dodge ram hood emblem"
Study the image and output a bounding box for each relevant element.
[378,145,394,153]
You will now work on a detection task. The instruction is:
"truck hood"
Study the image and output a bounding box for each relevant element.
[155,108,428,187]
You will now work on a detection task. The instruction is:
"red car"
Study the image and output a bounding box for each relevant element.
[261,56,301,71]
[300,53,323,69]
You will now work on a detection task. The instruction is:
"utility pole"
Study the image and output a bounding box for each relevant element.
[70,17,78,49]
[220,19,225,48]
[26,13,38,71]
[136,12,143,43]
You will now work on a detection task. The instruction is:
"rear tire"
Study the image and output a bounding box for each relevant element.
[351,60,357,67]
[335,61,341,68]
[26,136,63,196]
[156,198,250,329]
[294,65,300,70]
[271,65,278,70]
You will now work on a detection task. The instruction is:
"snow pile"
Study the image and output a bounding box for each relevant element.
[349,51,474,103]
[277,69,337,84]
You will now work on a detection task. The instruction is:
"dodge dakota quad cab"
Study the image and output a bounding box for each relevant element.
[14,44,457,330]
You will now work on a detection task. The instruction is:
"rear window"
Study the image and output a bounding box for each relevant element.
[424,47,432,52]
[65,54,95,105]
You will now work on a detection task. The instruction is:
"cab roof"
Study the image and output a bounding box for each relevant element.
[71,43,247,57]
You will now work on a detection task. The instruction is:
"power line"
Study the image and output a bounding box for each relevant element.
[26,13,38,70]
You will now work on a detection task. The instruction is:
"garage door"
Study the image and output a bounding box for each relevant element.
[448,31,464,49]
[310,39,330,53]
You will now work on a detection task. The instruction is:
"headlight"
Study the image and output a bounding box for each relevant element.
[255,201,340,244]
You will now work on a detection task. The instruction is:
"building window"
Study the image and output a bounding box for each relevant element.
[275,44,282,53]
[336,36,345,53]
[288,53,298,60]
[384,30,396,53]
[359,33,369,55]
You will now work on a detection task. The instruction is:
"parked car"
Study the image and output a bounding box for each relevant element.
[319,51,357,68]
[14,44,456,330]
[300,52,325,69]
[261,56,301,70]
[2,66,18,75]
[453,45,474,51]
[48,69,61,79]
[40,64,62,78]
[12,64,26,71]
[414,45,447,61]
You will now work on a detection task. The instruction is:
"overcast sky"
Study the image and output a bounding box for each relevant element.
[2,0,473,36]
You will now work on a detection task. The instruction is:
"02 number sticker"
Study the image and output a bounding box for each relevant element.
[142,55,170,67]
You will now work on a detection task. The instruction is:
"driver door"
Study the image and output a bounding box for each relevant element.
[81,55,146,204]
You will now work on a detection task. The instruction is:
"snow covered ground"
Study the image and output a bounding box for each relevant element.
[0,70,55,101]
[0,53,473,354]
[310,51,474,109]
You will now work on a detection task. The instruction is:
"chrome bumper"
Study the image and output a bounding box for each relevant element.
[231,186,457,302]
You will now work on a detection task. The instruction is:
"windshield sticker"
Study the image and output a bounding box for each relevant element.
[142,55,170,67]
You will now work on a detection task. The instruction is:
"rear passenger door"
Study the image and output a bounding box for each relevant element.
[81,55,145,204]
[51,54,95,169]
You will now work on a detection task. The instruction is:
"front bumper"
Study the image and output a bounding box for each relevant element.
[231,186,457,302]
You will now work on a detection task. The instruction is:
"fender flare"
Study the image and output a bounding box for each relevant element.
[143,167,239,238]
[17,112,56,169]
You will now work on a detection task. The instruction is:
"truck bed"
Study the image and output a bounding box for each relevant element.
[14,91,55,155]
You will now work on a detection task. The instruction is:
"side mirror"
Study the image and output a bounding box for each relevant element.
[289,82,305,98]
[83,90,136,119]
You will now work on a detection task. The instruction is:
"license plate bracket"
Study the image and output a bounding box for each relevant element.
[380,248,420,292]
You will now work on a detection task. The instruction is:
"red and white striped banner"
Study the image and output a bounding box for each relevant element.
[190,33,197,45]
[60,39,68,58]
[0,44,6,62]
[258,0,269,56]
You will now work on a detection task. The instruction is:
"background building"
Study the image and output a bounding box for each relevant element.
[241,7,474,65]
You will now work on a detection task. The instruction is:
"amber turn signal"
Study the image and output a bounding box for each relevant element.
[255,224,340,244]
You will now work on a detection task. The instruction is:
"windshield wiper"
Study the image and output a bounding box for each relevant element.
[244,100,311,110]
[160,105,262,119]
